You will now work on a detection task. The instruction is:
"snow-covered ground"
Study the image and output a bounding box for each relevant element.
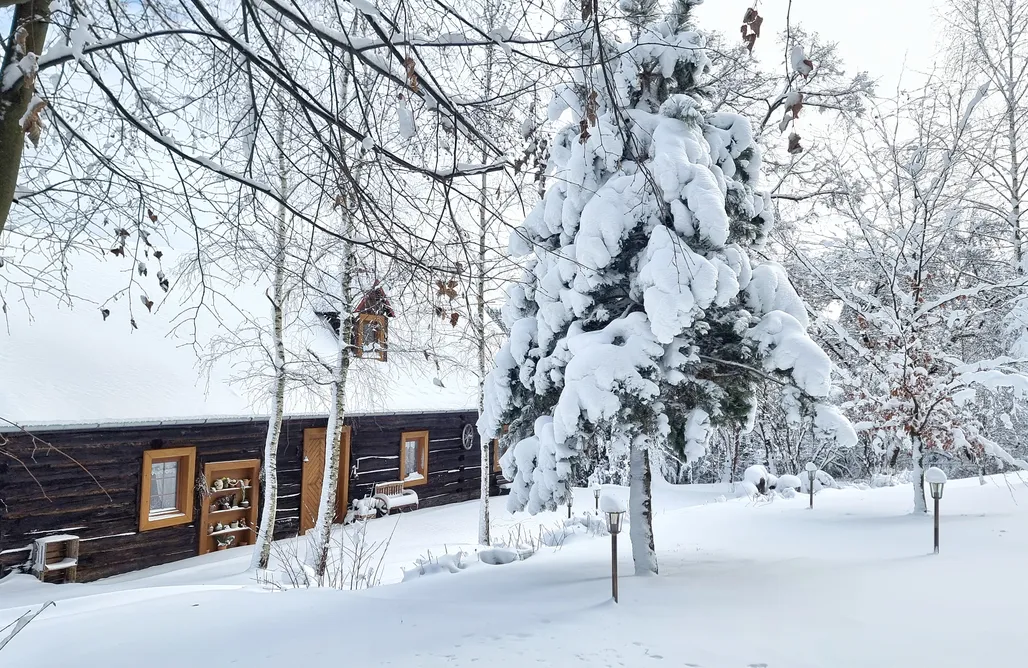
[2,476,1026,667]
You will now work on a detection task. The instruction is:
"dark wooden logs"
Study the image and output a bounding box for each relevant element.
[0,410,494,581]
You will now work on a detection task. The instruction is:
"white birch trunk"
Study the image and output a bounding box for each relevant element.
[629,440,657,575]
[476,31,496,548]
[250,108,289,571]
[307,17,358,580]
[309,239,354,579]
[911,434,927,513]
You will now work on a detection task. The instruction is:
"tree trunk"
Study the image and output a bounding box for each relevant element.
[1005,0,1024,273]
[911,433,927,513]
[307,14,359,581]
[250,114,289,571]
[629,440,657,575]
[309,230,354,579]
[730,429,741,483]
[476,31,495,548]
[0,1,51,236]
[1009,88,1023,272]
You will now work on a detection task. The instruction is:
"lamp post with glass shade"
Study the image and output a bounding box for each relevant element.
[805,462,818,509]
[593,484,602,513]
[567,493,574,519]
[925,467,947,554]
[600,495,626,603]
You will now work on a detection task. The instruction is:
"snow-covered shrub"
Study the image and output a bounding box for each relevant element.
[270,519,394,590]
[401,548,469,581]
[799,469,836,493]
[775,474,802,491]
[564,513,610,537]
[743,465,778,494]
[478,548,519,566]
[493,523,541,559]
[735,480,760,499]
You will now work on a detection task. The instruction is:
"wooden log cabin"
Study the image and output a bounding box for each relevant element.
[0,409,505,582]
[0,284,510,582]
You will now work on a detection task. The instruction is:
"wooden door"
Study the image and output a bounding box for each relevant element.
[300,426,351,534]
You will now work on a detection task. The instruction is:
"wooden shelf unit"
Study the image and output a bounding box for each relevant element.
[198,459,260,556]
[31,535,79,583]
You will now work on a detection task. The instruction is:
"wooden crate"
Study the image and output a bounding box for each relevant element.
[31,535,80,583]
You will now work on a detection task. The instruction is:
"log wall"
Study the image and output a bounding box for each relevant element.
[0,410,494,582]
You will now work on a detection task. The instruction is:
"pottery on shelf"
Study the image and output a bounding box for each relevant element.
[240,500,250,508]
[212,478,224,490]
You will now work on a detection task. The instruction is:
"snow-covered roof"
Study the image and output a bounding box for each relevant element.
[1,251,478,428]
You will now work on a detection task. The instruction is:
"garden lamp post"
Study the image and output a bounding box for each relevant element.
[593,485,602,512]
[567,493,573,519]
[925,467,947,554]
[601,495,626,603]
[805,462,817,509]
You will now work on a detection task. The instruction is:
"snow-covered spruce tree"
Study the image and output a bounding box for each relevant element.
[479,0,854,575]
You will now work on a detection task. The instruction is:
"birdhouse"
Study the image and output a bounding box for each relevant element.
[353,284,393,363]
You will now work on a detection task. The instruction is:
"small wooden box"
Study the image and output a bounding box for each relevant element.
[31,535,80,583]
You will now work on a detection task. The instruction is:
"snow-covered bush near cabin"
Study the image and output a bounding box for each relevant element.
[564,513,610,537]
[479,0,854,573]
[735,480,761,499]
[775,474,802,492]
[401,549,470,582]
[743,464,778,494]
[799,469,837,494]
[478,547,520,566]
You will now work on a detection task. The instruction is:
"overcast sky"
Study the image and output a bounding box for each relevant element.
[695,0,943,92]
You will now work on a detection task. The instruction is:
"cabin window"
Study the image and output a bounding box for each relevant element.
[354,313,387,362]
[400,430,429,487]
[150,460,179,512]
[139,447,196,531]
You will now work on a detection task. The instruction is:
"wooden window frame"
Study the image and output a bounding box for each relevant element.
[139,446,196,531]
[399,430,429,488]
[354,313,388,362]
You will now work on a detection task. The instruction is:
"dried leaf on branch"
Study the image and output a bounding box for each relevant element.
[787,132,803,154]
[404,56,419,92]
[740,6,763,51]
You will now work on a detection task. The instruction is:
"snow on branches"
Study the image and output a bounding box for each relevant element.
[480,0,851,555]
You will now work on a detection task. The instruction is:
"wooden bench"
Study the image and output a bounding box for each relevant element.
[373,481,419,514]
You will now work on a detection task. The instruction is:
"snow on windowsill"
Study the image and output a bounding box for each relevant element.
[148,511,185,521]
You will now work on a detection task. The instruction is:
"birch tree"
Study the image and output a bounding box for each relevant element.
[251,106,291,570]
[308,223,354,578]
